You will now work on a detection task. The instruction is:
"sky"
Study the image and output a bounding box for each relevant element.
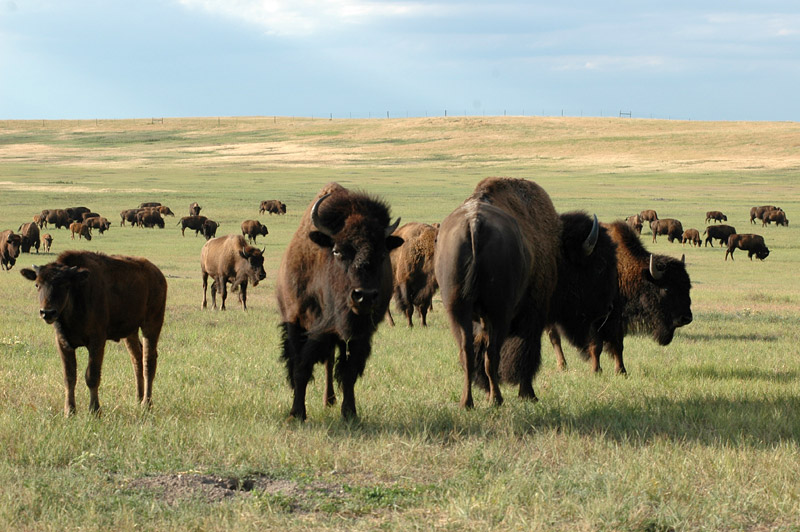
[1,1,799,121]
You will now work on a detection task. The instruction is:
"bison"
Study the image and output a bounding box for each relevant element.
[639,209,658,225]
[155,205,175,217]
[200,234,266,311]
[69,222,92,241]
[703,224,736,247]
[549,221,693,374]
[725,234,769,261]
[260,200,287,215]
[65,206,91,223]
[386,222,439,328]
[138,202,161,208]
[1,230,22,270]
[681,228,701,247]
[705,211,727,223]
[276,182,402,421]
[435,177,560,408]
[137,210,165,229]
[120,209,141,227]
[650,218,683,243]
[18,222,41,253]
[189,202,202,216]
[201,219,220,240]
[762,209,789,227]
[42,233,53,253]
[85,216,111,234]
[81,212,101,222]
[45,209,72,230]
[750,205,781,224]
[33,213,46,228]
[177,215,208,236]
[20,251,167,416]
[241,219,269,244]
[625,214,643,235]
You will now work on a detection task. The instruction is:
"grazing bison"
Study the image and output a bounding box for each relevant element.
[386,222,439,328]
[120,209,141,227]
[625,214,643,235]
[762,209,789,227]
[703,224,736,247]
[750,205,781,224]
[201,219,220,240]
[276,182,402,421]
[155,205,175,217]
[260,200,287,215]
[1,230,22,270]
[650,218,683,243]
[18,222,41,253]
[725,234,769,261]
[200,234,266,311]
[435,177,560,408]
[681,228,701,247]
[705,211,727,223]
[177,215,208,236]
[81,212,101,222]
[189,202,202,216]
[66,207,91,223]
[137,210,165,229]
[241,219,269,244]
[549,221,693,374]
[639,209,658,225]
[69,222,92,241]
[85,216,111,234]
[42,233,53,253]
[20,251,167,416]
[45,209,72,230]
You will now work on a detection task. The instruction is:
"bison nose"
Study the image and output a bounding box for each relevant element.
[680,313,693,326]
[39,309,57,322]
[351,288,378,308]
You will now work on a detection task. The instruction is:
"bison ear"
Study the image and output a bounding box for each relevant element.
[68,267,90,283]
[20,268,37,281]
[386,235,404,251]
[309,231,334,248]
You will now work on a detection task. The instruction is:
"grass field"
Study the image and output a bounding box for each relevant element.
[1,116,799,531]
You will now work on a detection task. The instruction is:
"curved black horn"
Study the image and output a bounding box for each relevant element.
[311,193,335,237]
[680,254,685,264]
[385,217,401,238]
[582,214,599,256]
[649,254,665,281]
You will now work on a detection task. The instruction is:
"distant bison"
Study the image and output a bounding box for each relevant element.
[386,222,439,328]
[65,206,91,223]
[639,209,658,224]
[69,222,92,241]
[137,210,165,229]
[703,224,736,247]
[42,233,53,253]
[85,216,111,234]
[625,214,643,235]
[681,228,701,247]
[1,230,22,270]
[650,218,683,243]
[81,212,101,222]
[705,211,727,223]
[20,251,167,416]
[45,209,72,230]
[177,215,208,236]
[138,202,161,208]
[201,219,220,240]
[201,234,266,310]
[750,205,781,224]
[18,222,41,253]
[725,234,769,261]
[120,209,141,227]
[33,214,46,228]
[189,202,202,216]
[241,219,269,244]
[762,209,788,227]
[260,200,287,215]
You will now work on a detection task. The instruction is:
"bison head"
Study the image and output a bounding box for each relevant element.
[20,263,89,324]
[755,247,770,260]
[309,193,402,316]
[239,247,267,286]
[641,254,693,345]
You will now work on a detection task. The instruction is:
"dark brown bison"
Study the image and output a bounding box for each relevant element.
[435,177,560,408]
[681,228,701,247]
[189,202,202,216]
[155,205,175,217]
[725,234,769,261]
[650,218,683,243]
[1,230,22,270]
[276,182,402,421]
[241,219,269,244]
[85,216,111,234]
[45,209,72,230]
[20,251,167,416]
[138,202,161,208]
[177,215,208,236]
[639,209,658,225]
[69,222,92,241]
[703,224,736,247]
[120,209,141,227]
[42,233,53,253]
[65,207,91,223]
[386,222,439,328]
[750,205,781,224]
[18,222,41,253]
[201,219,220,240]
[762,209,789,227]
[137,210,165,229]
[80,212,101,222]
[33,214,46,228]
[549,221,693,374]
[200,234,266,311]
[260,200,287,215]
[705,211,727,223]
[625,214,643,235]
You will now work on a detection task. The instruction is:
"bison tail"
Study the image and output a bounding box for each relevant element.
[459,215,480,302]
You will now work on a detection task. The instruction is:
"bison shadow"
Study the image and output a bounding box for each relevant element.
[681,332,779,342]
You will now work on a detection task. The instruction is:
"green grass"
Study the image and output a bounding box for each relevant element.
[1,116,800,530]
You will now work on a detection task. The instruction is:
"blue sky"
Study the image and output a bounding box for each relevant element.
[1,1,799,121]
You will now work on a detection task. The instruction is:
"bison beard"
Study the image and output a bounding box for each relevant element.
[276,183,402,421]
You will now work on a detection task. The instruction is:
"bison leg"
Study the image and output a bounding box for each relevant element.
[201,271,209,309]
[547,326,568,371]
[445,306,475,409]
[141,333,160,409]
[385,308,395,327]
[218,278,228,310]
[419,304,429,327]
[124,334,145,402]
[239,282,248,310]
[587,340,603,373]
[289,337,334,421]
[56,333,78,416]
[85,340,107,415]
[608,341,627,375]
[482,321,505,406]
[338,338,372,420]
[323,348,337,407]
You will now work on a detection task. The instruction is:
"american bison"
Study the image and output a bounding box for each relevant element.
[33,214,46,228]
[177,215,208,236]
[650,218,683,243]
[625,214,643,235]
[80,212,101,222]
[276,182,401,421]
[703,224,736,247]
[18,222,41,253]
[762,209,789,227]
[705,211,727,223]
[155,205,175,217]
[639,209,658,225]
[201,219,220,240]
[1,230,22,270]
[45,209,72,230]
[66,206,91,223]
[85,216,111,234]
[69,222,92,241]
[549,221,693,375]
[42,233,53,253]
[435,177,560,407]
[750,205,781,224]
[725,234,769,261]
[120,209,141,227]
[386,222,439,328]
[189,202,202,216]
[200,234,266,311]
[138,202,161,208]
[137,210,165,229]
[20,251,167,416]
[681,228,701,247]
[260,200,287,215]
[241,219,269,244]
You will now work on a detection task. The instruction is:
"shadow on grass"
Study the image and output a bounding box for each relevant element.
[681,332,779,342]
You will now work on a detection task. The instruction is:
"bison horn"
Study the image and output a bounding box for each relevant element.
[680,254,685,264]
[385,217,401,238]
[649,254,665,281]
[311,193,335,236]
[582,214,599,256]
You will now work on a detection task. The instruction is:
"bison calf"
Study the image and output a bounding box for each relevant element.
[201,235,266,310]
[20,251,167,416]
[681,228,701,247]
[1,230,22,271]
[42,233,53,253]
[241,219,269,244]
[725,234,769,261]
[705,211,727,223]
[70,222,92,241]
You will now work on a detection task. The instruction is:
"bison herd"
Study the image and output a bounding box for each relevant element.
[6,182,791,422]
